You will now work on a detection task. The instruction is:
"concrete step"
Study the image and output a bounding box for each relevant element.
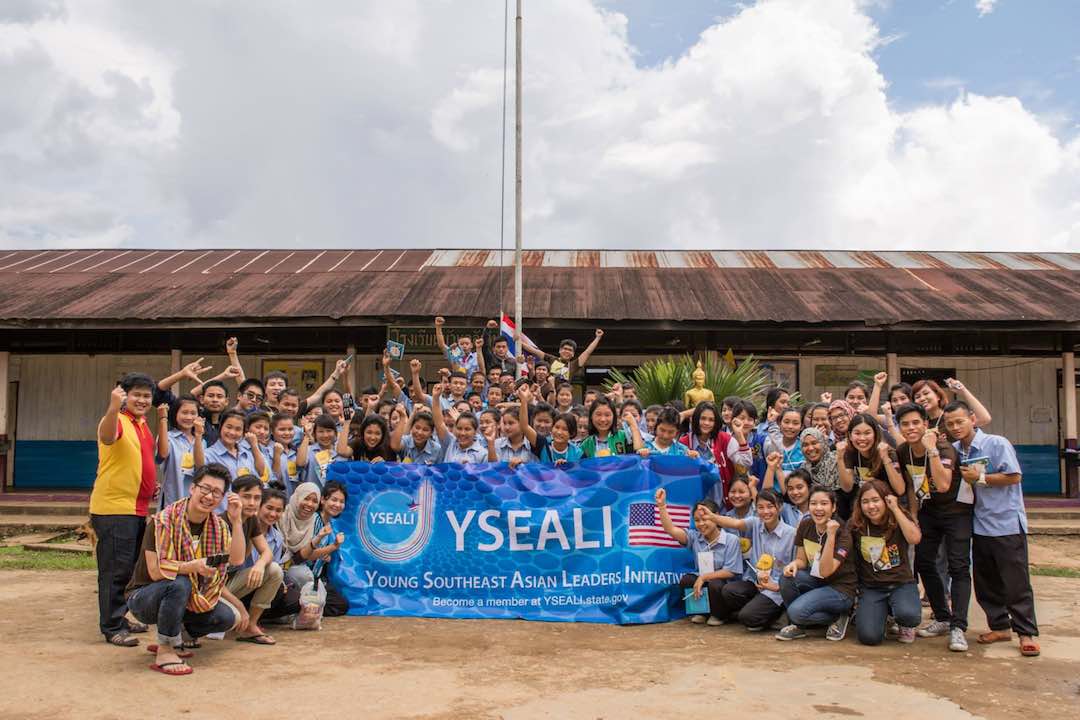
[0,515,88,537]
[23,542,92,554]
[0,501,89,517]
[1028,520,1080,536]
[1026,509,1080,520]
[0,531,68,548]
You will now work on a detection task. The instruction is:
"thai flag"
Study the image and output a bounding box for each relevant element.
[500,313,538,358]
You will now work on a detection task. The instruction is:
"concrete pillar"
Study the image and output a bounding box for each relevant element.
[346,344,358,394]
[886,352,899,385]
[0,351,8,493]
[1064,351,1078,498]
[170,349,182,394]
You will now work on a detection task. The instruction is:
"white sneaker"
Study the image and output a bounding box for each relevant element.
[706,616,725,626]
[689,614,706,624]
[948,628,969,652]
[917,620,950,638]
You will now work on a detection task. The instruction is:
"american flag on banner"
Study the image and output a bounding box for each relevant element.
[628,501,690,548]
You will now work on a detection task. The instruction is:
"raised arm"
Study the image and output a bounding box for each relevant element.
[654,488,688,545]
[835,441,855,492]
[517,387,538,446]
[816,519,842,578]
[434,316,450,354]
[430,384,450,444]
[922,430,952,494]
[390,403,411,453]
[947,379,992,428]
[192,418,206,468]
[305,357,348,406]
[886,494,922,545]
[191,364,242,398]
[225,337,245,383]
[98,386,125,446]
[574,329,604,369]
[245,432,267,478]
[877,443,906,498]
[704,508,749,533]
[868,371,887,416]
[158,357,212,394]
[156,404,170,459]
[295,419,312,468]
[764,451,784,493]
[336,421,353,459]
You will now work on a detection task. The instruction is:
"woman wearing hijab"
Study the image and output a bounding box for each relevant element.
[800,427,839,491]
[279,481,322,589]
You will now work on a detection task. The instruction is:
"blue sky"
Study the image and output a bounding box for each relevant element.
[599,0,1080,129]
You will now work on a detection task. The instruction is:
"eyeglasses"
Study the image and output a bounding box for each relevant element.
[243,392,264,402]
[193,484,225,500]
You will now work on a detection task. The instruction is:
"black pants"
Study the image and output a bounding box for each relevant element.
[716,580,784,629]
[90,514,146,638]
[259,580,302,621]
[972,533,1039,637]
[678,573,728,619]
[318,567,350,618]
[916,510,973,630]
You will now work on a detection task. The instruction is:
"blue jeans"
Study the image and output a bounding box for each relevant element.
[780,571,854,628]
[855,582,921,646]
[127,577,236,647]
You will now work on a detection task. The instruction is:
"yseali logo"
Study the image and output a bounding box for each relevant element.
[358,480,435,563]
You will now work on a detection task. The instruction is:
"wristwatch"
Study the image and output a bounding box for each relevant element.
[927,449,940,458]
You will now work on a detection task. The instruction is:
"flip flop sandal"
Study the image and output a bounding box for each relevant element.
[106,632,138,647]
[236,634,276,645]
[181,639,202,650]
[1020,639,1041,657]
[149,662,193,676]
[147,645,194,658]
[977,630,1012,644]
[127,621,149,633]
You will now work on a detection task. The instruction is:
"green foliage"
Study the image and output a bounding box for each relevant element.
[605,354,782,408]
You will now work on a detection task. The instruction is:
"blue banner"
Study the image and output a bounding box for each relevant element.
[328,456,718,624]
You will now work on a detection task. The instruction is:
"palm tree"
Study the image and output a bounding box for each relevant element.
[605,354,784,408]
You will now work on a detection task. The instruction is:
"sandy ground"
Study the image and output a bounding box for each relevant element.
[0,566,1077,720]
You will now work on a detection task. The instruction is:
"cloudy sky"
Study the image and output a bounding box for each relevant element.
[1,0,1077,252]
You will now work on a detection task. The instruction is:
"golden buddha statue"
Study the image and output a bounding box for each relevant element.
[684,361,715,408]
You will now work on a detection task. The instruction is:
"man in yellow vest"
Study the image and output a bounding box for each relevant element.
[90,373,159,646]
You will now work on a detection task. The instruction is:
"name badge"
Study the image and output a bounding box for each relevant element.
[180,452,194,470]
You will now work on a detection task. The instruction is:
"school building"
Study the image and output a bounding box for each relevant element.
[0,248,1077,497]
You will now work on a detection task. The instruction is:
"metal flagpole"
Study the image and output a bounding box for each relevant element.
[513,0,523,376]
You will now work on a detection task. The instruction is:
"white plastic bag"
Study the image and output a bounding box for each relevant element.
[292,579,327,631]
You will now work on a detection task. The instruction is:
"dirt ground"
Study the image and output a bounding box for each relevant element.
[1,560,1077,720]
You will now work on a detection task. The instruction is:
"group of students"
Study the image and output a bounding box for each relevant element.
[658,375,1039,658]
[88,324,1039,677]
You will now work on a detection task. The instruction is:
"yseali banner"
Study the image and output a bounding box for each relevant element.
[328,456,718,624]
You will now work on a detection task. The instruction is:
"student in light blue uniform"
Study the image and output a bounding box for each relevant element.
[269,414,301,497]
[391,407,443,464]
[945,400,1039,657]
[155,394,207,507]
[654,491,742,625]
[708,489,796,630]
[298,414,339,488]
[432,384,488,464]
[533,412,584,464]
[204,410,265,484]
[722,476,757,561]
[493,390,538,465]
[780,468,812,528]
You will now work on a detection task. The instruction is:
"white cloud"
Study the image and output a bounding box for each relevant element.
[0,0,1077,252]
[975,0,998,17]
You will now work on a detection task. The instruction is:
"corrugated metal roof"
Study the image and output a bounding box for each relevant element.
[0,249,1078,327]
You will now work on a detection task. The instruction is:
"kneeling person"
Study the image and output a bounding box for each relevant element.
[124,464,247,675]
[225,476,283,645]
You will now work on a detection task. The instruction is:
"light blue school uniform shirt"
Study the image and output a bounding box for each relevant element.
[684,527,742,578]
[644,439,691,456]
[780,503,808,529]
[157,430,204,508]
[954,429,1026,536]
[400,434,443,465]
[493,436,537,463]
[302,444,338,488]
[204,439,260,482]
[722,506,756,560]
[257,524,287,565]
[273,446,300,497]
[440,436,488,464]
[740,515,796,605]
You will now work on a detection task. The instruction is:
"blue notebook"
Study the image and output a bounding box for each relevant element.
[684,590,710,615]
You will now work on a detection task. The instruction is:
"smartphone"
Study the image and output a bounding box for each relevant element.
[204,554,230,567]
[343,353,355,365]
